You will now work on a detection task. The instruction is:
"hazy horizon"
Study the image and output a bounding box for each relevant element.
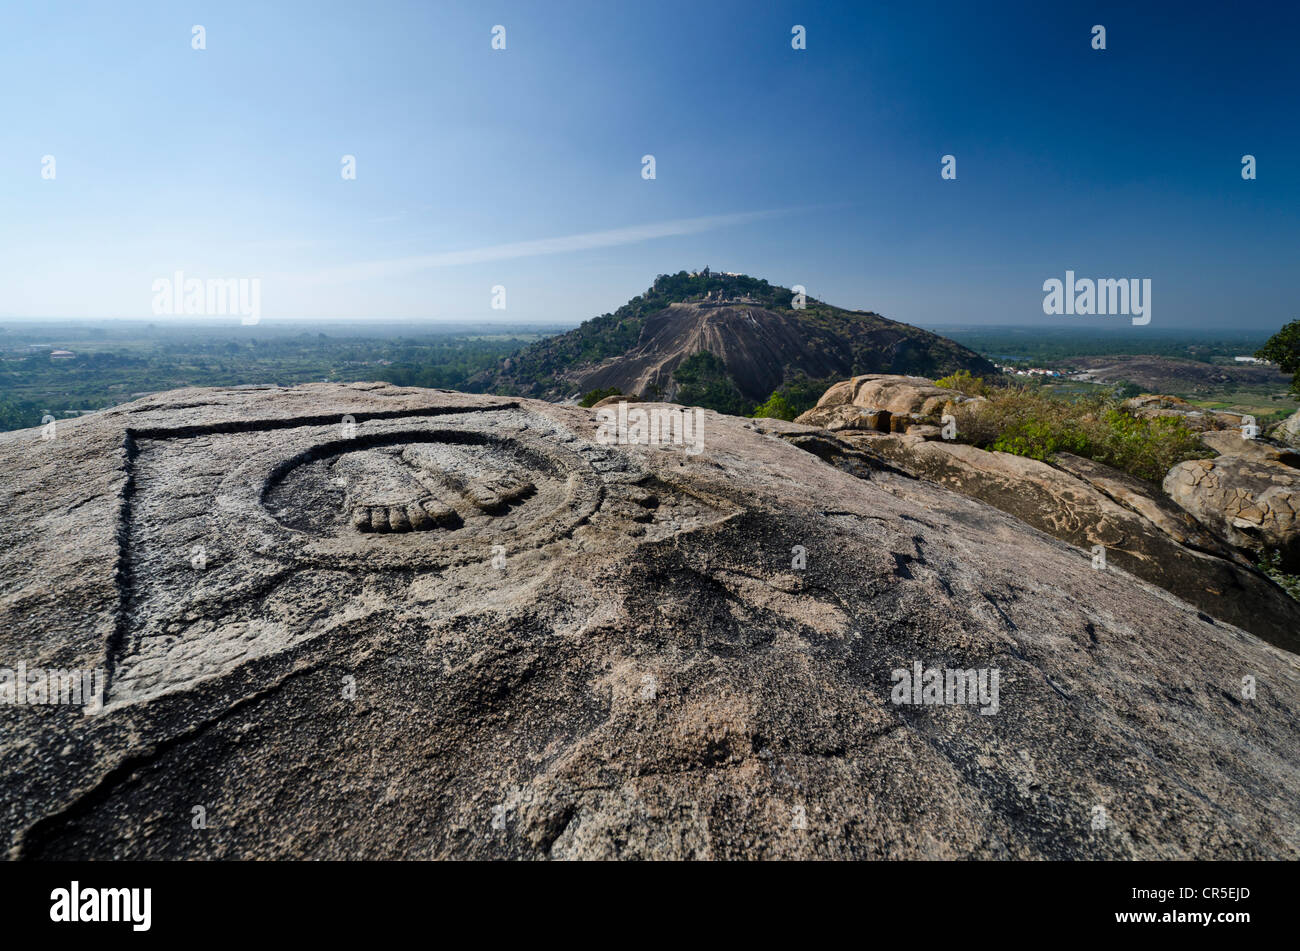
[0,313,1282,343]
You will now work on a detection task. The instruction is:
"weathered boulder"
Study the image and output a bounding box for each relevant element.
[795,374,981,435]
[889,412,932,433]
[1165,456,1300,571]
[2,383,1299,860]
[1270,407,1300,449]
[1200,429,1300,467]
[904,424,942,439]
[790,403,891,432]
[828,431,1300,652]
[800,374,969,418]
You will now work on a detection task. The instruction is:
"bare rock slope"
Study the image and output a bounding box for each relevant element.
[2,383,1299,859]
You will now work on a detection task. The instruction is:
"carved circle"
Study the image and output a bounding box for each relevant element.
[224,427,604,570]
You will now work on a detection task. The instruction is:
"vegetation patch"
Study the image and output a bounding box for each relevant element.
[579,386,622,407]
[1258,550,1300,601]
[1257,318,1300,398]
[750,375,835,421]
[934,369,990,397]
[672,351,750,417]
[952,385,1207,483]
[752,392,795,421]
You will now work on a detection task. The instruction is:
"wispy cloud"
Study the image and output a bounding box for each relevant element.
[292,209,789,284]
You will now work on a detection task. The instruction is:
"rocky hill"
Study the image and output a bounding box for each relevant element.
[2,381,1298,859]
[473,271,995,405]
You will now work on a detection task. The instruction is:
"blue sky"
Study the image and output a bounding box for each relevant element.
[1,0,1297,329]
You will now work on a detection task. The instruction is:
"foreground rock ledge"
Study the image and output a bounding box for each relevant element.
[1,383,1298,859]
[796,374,1300,649]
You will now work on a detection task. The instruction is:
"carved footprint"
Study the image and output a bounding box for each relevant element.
[332,447,535,533]
[332,449,462,534]
[351,496,461,533]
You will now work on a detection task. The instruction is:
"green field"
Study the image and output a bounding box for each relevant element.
[1186,392,1297,423]
[941,326,1298,422]
[0,320,555,432]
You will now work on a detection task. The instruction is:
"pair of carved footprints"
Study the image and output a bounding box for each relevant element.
[350,476,535,534]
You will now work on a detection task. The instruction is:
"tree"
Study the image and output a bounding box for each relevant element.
[579,386,622,407]
[752,392,796,421]
[672,351,751,416]
[1257,319,1300,397]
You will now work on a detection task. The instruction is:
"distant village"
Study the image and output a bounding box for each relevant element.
[995,354,1271,381]
[994,363,1063,378]
[3,344,78,360]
